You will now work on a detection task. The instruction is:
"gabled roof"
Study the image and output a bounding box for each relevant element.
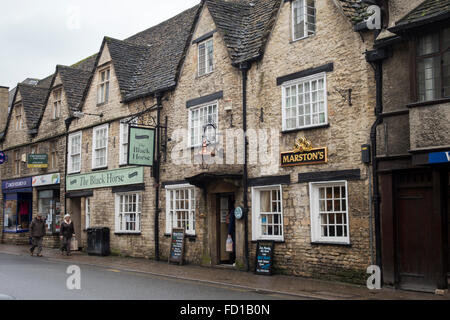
[56,65,92,114]
[390,0,450,33]
[123,5,202,101]
[104,37,152,98]
[14,83,50,131]
[205,0,281,65]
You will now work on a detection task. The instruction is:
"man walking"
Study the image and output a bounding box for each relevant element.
[30,214,46,257]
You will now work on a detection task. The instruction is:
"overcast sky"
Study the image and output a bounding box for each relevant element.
[0,0,201,89]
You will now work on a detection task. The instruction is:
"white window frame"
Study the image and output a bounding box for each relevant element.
[198,38,214,76]
[292,0,316,42]
[281,72,328,132]
[85,198,91,229]
[309,181,350,245]
[15,105,23,130]
[251,185,284,242]
[97,67,110,105]
[68,131,82,174]
[165,184,196,236]
[119,118,137,166]
[115,192,142,234]
[92,124,109,170]
[53,89,62,119]
[188,101,219,148]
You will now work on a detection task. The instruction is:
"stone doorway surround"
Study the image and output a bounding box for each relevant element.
[185,173,242,266]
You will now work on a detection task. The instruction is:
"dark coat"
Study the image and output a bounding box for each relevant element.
[30,218,46,238]
[60,221,75,239]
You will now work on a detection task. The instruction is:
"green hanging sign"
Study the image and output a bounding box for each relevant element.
[66,167,144,191]
[128,126,155,167]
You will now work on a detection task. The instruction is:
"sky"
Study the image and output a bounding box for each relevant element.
[0,0,201,90]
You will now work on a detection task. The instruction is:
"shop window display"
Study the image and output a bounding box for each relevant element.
[38,190,61,234]
[3,194,32,233]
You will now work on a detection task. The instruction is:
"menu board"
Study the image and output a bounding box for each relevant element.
[169,228,185,265]
[255,241,274,276]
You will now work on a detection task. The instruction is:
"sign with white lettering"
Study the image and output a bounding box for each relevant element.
[169,228,185,265]
[66,167,144,191]
[429,151,450,164]
[255,241,274,276]
[128,126,155,167]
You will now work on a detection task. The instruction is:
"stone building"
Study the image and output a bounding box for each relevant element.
[368,0,450,292]
[155,0,378,284]
[63,6,200,258]
[0,59,95,247]
[5,0,446,290]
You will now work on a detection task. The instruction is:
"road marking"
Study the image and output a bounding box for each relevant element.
[105,269,122,273]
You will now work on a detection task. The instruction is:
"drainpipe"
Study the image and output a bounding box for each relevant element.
[64,117,74,220]
[240,62,250,272]
[154,93,163,261]
[369,59,383,272]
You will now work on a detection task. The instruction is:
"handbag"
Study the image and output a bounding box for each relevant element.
[70,237,78,251]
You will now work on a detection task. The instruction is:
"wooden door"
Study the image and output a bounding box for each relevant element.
[394,170,442,292]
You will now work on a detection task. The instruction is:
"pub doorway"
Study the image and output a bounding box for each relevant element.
[217,194,235,265]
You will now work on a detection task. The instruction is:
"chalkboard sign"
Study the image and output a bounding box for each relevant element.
[255,241,274,276]
[169,228,185,265]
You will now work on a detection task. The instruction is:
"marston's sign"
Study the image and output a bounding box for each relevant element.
[281,137,327,167]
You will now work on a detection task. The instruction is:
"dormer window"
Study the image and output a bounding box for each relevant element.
[15,105,23,130]
[97,68,110,105]
[53,89,62,119]
[292,0,316,41]
[198,38,214,76]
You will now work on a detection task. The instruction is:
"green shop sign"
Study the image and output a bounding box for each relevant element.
[128,126,155,167]
[28,154,48,168]
[66,167,144,191]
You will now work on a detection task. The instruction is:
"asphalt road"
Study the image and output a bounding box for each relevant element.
[0,253,300,300]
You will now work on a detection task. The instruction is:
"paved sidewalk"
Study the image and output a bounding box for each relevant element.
[0,244,448,300]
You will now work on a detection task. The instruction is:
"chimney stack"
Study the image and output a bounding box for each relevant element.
[0,86,9,133]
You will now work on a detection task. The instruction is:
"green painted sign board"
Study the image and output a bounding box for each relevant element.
[128,126,155,167]
[66,167,144,191]
[28,154,48,168]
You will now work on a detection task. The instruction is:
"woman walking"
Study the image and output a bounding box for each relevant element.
[60,214,75,256]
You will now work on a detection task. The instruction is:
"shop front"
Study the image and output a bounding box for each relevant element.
[2,177,33,244]
[32,173,62,247]
[65,167,146,253]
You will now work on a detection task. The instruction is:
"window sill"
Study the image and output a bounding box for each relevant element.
[97,102,109,107]
[311,241,351,247]
[114,232,142,236]
[406,97,450,109]
[282,124,330,134]
[251,239,285,244]
[290,34,315,44]
[91,167,108,172]
[196,71,214,79]
[67,171,81,176]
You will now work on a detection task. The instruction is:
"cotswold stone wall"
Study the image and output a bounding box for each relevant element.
[65,43,158,257]
[158,6,245,265]
[243,0,377,282]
